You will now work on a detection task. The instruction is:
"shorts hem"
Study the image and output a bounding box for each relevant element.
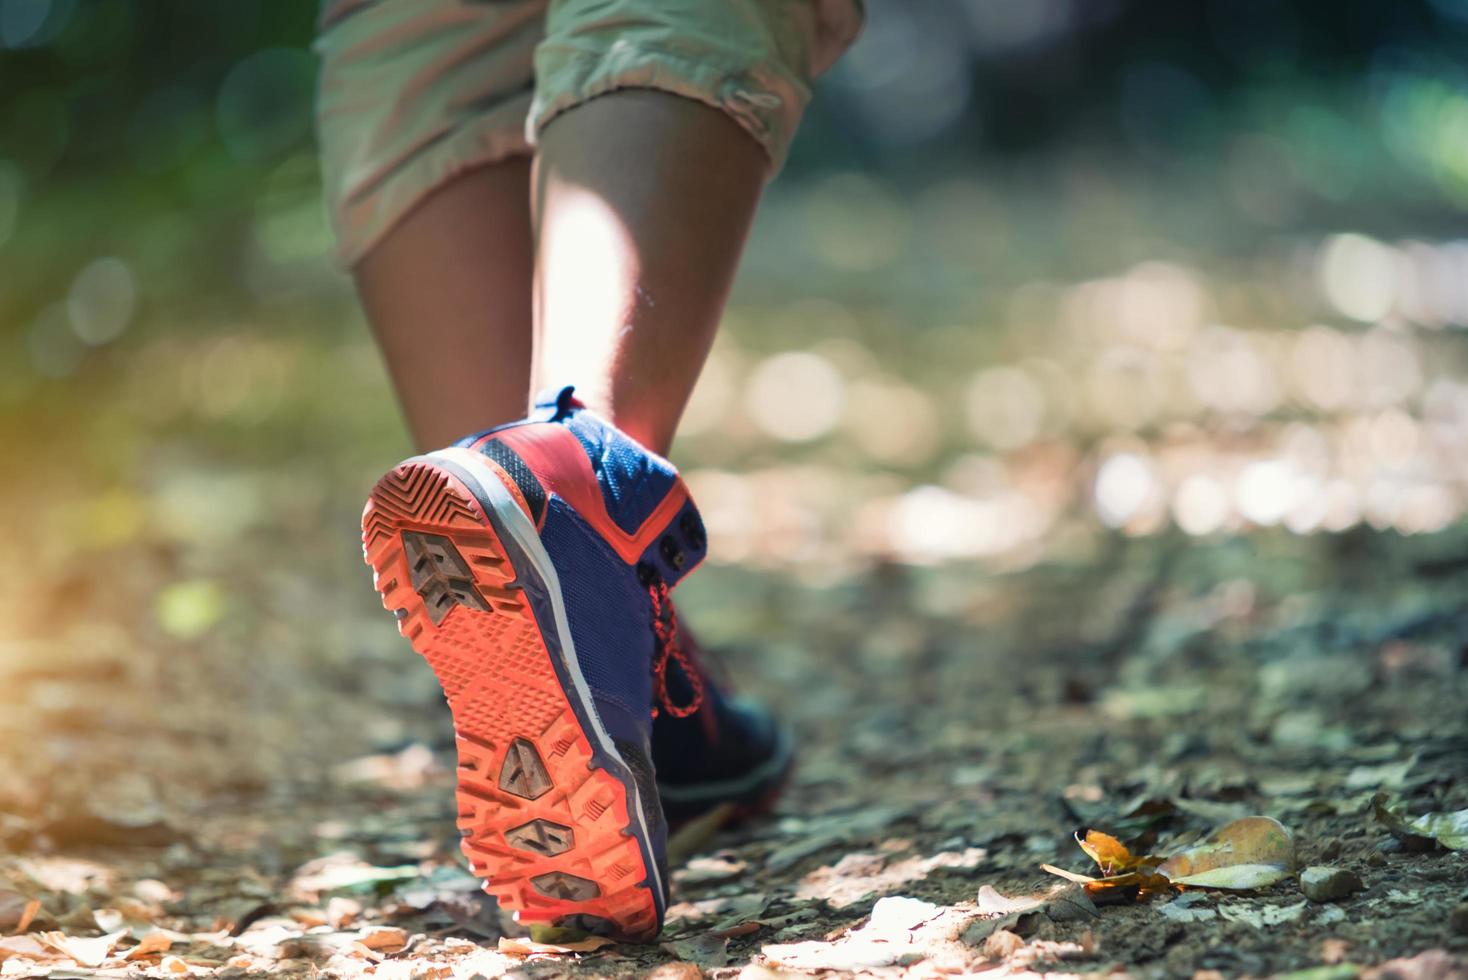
[332,118,533,268]
[528,42,810,175]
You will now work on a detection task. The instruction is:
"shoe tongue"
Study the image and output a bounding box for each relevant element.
[530,384,585,422]
[533,383,708,585]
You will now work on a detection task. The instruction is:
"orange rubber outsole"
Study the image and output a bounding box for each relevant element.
[361,459,660,941]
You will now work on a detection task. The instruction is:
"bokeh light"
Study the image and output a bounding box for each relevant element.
[744,351,845,443]
[9,0,1468,579]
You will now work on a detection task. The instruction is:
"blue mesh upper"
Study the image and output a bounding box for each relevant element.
[529,385,680,538]
[562,413,679,537]
[538,496,655,748]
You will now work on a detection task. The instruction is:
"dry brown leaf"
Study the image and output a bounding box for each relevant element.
[1039,864,1098,884]
[348,940,384,961]
[161,953,190,973]
[124,933,174,961]
[358,926,409,952]
[1156,816,1294,889]
[15,899,41,933]
[1044,816,1294,899]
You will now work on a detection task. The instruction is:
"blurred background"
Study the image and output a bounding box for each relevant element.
[5,0,1468,822]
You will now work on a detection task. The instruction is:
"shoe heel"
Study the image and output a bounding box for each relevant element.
[361,459,661,941]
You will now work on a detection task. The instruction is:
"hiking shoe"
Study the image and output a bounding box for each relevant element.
[360,387,708,942]
[650,627,794,829]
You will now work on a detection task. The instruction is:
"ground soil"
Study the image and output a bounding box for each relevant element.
[3,479,1466,978]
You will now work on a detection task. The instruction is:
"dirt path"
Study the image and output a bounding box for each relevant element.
[4,485,1466,978]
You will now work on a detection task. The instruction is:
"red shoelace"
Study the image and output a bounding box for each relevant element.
[647,579,705,718]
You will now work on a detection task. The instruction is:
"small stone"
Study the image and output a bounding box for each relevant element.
[1366,850,1387,867]
[134,879,174,904]
[982,929,1025,960]
[1299,866,1362,903]
[1376,836,1403,855]
[1450,902,1468,936]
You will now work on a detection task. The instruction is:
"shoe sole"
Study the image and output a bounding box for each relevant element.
[360,448,663,941]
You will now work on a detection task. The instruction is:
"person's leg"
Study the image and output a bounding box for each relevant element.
[354,158,536,452]
[531,90,768,456]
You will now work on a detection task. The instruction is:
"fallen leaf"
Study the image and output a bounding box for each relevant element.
[976,886,1042,916]
[1372,794,1468,851]
[864,896,942,937]
[708,893,773,933]
[38,929,128,967]
[124,933,173,961]
[751,906,819,936]
[712,921,762,939]
[358,927,409,952]
[762,936,921,972]
[1165,864,1295,889]
[0,934,63,963]
[1217,900,1308,927]
[497,934,616,956]
[1039,864,1172,902]
[660,933,731,968]
[1157,893,1216,923]
[675,855,747,886]
[1345,758,1417,791]
[764,806,909,873]
[765,834,844,874]
[15,899,40,933]
[1157,816,1295,889]
[0,893,35,935]
[1043,815,1295,899]
[795,849,984,908]
[1273,963,1360,979]
[1038,864,1098,885]
[1044,885,1101,923]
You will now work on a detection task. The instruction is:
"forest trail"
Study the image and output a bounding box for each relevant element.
[3,513,1466,978]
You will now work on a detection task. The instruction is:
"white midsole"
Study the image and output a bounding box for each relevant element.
[427,447,666,905]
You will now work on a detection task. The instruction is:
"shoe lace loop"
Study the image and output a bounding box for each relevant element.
[647,578,704,719]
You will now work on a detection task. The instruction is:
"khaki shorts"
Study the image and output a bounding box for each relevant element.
[315,0,864,266]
